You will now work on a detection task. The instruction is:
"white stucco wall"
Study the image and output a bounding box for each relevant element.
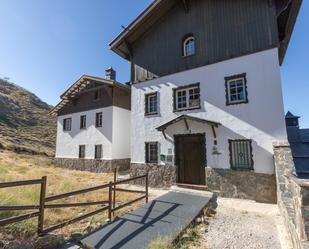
[55,106,131,160]
[56,107,114,160]
[112,106,131,159]
[131,48,287,174]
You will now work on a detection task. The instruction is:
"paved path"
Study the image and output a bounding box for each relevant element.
[79,191,212,249]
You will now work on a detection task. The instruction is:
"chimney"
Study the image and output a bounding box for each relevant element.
[105,67,116,81]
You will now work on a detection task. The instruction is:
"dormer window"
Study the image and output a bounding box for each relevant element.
[183,35,195,57]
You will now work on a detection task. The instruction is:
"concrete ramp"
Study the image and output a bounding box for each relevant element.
[80,190,213,249]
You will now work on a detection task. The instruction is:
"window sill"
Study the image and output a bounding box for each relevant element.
[226,100,248,106]
[173,106,201,113]
[145,162,159,165]
[145,112,159,117]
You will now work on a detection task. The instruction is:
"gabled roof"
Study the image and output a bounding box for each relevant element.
[156,114,221,132]
[50,75,130,116]
[110,0,302,64]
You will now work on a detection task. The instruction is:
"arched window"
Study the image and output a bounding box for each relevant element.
[183,36,195,56]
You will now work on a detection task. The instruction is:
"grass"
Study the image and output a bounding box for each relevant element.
[0,150,143,240]
[148,226,205,249]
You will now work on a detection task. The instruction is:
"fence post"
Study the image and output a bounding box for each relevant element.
[108,181,113,222]
[146,172,149,203]
[113,168,117,211]
[38,176,47,235]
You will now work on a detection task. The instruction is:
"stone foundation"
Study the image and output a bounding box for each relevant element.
[130,163,176,188]
[273,140,309,249]
[130,163,276,203]
[205,168,277,203]
[53,158,130,173]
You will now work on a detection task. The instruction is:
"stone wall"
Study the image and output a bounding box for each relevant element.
[53,158,130,173]
[130,163,276,203]
[205,168,277,203]
[130,163,176,188]
[273,140,309,249]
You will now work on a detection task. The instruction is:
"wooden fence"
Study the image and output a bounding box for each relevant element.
[0,170,148,235]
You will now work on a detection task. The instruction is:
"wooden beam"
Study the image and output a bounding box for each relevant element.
[211,125,217,138]
[184,118,189,130]
[162,130,167,139]
[124,38,133,58]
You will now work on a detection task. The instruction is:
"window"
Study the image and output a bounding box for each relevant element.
[183,36,195,57]
[225,74,248,105]
[79,145,85,159]
[94,90,101,100]
[174,83,200,111]
[229,140,253,170]
[95,145,102,159]
[145,92,158,115]
[145,142,158,163]
[63,118,72,131]
[96,112,103,127]
[80,115,86,129]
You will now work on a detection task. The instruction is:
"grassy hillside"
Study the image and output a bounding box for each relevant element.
[0,79,56,156]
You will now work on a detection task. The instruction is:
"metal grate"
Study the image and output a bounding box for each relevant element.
[229,140,253,170]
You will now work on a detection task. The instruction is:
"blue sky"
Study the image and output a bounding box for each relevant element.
[0,1,308,126]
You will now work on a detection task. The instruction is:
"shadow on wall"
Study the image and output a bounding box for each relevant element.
[138,78,286,143]
[161,119,276,203]
[61,122,113,143]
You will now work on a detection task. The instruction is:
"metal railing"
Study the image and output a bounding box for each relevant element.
[0,170,148,235]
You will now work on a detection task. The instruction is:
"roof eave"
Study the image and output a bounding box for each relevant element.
[279,0,302,65]
[109,0,163,50]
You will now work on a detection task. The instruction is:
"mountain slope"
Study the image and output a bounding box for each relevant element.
[0,79,56,156]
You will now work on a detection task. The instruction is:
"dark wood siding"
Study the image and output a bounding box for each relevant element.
[112,87,131,111]
[131,0,279,81]
[58,86,130,116]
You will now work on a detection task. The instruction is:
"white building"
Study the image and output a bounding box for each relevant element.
[51,70,131,172]
[109,0,302,202]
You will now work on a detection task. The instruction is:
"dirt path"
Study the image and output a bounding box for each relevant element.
[203,198,292,249]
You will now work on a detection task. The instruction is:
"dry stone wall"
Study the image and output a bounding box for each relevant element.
[273,140,309,249]
[53,158,130,173]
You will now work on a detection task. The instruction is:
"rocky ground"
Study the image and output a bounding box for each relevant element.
[202,197,292,249]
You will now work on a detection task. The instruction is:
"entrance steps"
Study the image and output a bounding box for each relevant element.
[173,183,208,192]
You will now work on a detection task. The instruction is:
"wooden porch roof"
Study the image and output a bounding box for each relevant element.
[156,114,221,132]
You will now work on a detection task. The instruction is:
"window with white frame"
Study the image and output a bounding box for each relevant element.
[145,92,158,115]
[63,118,72,131]
[225,74,248,105]
[145,142,158,163]
[174,84,200,111]
[183,36,195,57]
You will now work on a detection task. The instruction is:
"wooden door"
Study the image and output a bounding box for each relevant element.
[175,134,206,185]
